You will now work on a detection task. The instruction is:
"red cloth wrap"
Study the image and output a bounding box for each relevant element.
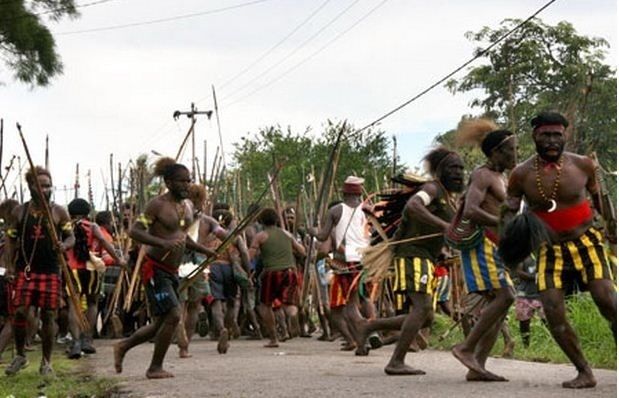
[533,200,592,233]
[141,255,178,285]
[434,264,449,278]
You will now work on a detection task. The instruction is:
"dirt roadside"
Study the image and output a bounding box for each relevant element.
[87,337,616,398]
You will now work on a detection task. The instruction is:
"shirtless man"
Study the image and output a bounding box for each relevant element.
[504,111,616,388]
[449,119,516,382]
[113,158,215,379]
[351,148,464,375]
[309,176,372,351]
[4,167,75,376]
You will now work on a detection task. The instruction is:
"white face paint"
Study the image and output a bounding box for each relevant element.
[414,191,432,207]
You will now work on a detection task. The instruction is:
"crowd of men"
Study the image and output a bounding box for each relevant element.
[0,111,615,389]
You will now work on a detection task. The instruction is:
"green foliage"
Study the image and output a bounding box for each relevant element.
[437,18,616,185]
[0,0,78,86]
[0,350,116,397]
[430,293,616,369]
[230,120,396,213]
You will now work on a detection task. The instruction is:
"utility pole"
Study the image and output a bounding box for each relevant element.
[173,103,212,180]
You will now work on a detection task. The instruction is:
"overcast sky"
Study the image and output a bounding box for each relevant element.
[0,0,616,206]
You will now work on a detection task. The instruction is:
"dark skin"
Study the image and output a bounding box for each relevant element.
[350,156,465,375]
[452,137,517,382]
[177,205,228,358]
[114,168,216,379]
[308,191,375,350]
[4,174,75,371]
[249,224,305,347]
[504,124,616,389]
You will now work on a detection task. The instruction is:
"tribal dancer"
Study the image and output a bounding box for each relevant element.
[310,176,372,351]
[450,118,516,382]
[503,112,616,388]
[4,167,75,376]
[351,148,464,375]
[113,158,215,379]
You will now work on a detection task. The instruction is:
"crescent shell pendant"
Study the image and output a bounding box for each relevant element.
[547,199,557,213]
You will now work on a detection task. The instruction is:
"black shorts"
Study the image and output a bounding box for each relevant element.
[145,268,180,316]
[208,263,238,301]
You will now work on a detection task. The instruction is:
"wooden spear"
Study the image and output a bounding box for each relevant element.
[16,123,88,331]
[300,122,347,312]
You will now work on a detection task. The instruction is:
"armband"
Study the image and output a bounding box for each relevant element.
[5,228,17,239]
[414,191,432,207]
[61,222,73,232]
[137,213,153,227]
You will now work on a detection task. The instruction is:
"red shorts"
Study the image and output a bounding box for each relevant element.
[11,272,60,311]
[260,268,298,306]
[329,261,364,308]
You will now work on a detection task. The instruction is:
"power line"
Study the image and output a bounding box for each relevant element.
[217,0,332,91]
[224,0,388,107]
[1,0,114,22]
[57,0,271,35]
[349,0,559,138]
[218,0,361,103]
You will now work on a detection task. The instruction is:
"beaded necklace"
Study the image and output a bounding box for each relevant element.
[20,202,44,279]
[534,155,563,213]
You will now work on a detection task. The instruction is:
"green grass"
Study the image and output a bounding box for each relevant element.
[0,350,117,398]
[430,293,617,369]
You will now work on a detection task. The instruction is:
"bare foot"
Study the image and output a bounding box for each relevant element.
[264,341,279,348]
[384,363,426,376]
[452,344,486,375]
[466,369,508,382]
[179,348,192,358]
[146,368,174,379]
[340,342,356,351]
[355,345,369,356]
[217,330,229,354]
[562,371,597,389]
[350,317,370,351]
[113,342,126,374]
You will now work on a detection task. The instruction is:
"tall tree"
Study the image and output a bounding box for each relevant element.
[231,120,396,208]
[438,18,616,177]
[0,0,78,86]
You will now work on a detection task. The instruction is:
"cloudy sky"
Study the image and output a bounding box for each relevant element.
[0,0,616,206]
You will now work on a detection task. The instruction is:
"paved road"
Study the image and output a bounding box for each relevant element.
[89,337,616,398]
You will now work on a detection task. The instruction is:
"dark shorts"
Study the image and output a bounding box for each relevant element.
[460,237,512,293]
[260,268,298,306]
[144,268,180,317]
[70,268,101,297]
[209,263,238,301]
[12,272,60,311]
[102,265,122,295]
[537,227,613,292]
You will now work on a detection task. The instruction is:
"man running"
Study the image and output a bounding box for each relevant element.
[113,158,215,379]
[504,111,616,388]
[449,118,516,382]
[351,148,464,375]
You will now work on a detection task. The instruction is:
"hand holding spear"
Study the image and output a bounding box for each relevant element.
[16,123,89,332]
